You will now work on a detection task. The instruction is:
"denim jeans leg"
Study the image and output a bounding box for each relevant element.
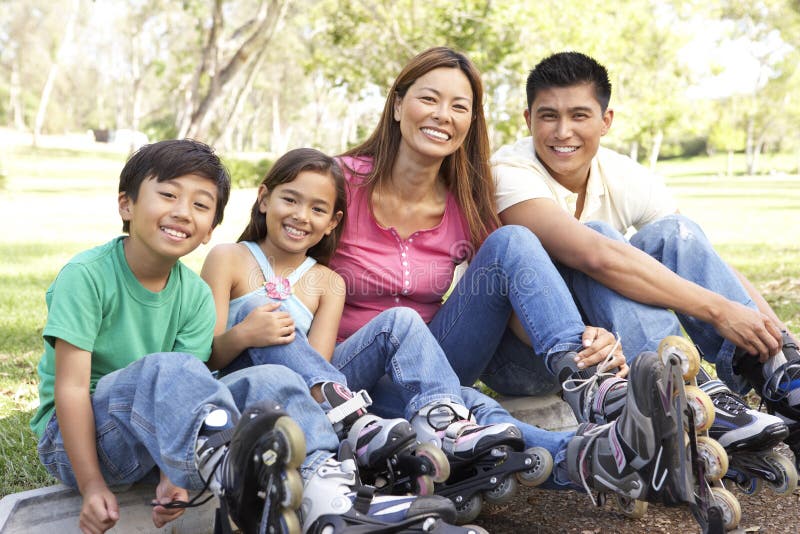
[458,386,576,490]
[631,214,756,392]
[332,307,463,421]
[221,364,340,457]
[564,221,683,359]
[223,295,347,389]
[479,328,560,396]
[428,226,584,389]
[37,352,244,490]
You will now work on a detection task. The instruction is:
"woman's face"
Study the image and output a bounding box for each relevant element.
[393,67,474,163]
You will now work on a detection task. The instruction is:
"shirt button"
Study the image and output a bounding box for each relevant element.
[402,289,409,295]
[402,261,408,266]
[409,238,414,243]
[404,270,410,275]
[401,252,406,258]
[394,297,400,303]
[404,280,410,286]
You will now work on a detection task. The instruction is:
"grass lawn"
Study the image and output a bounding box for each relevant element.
[0,143,798,498]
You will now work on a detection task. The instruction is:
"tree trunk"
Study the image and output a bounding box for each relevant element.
[9,60,26,130]
[649,129,663,171]
[213,45,268,149]
[32,0,80,146]
[629,140,639,162]
[182,0,290,141]
[727,149,734,177]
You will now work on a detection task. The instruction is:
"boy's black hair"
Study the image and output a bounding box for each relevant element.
[526,52,612,112]
[118,139,231,232]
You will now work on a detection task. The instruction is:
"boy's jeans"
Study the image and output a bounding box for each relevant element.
[564,215,756,393]
[226,303,463,421]
[37,353,338,490]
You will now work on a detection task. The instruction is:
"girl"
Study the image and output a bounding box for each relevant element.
[200,148,527,495]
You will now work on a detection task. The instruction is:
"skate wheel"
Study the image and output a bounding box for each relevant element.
[764,451,799,495]
[685,385,715,432]
[614,494,648,519]
[279,508,301,534]
[483,474,518,505]
[710,486,741,530]
[696,436,728,482]
[275,416,306,469]
[461,526,490,534]
[414,474,435,496]
[658,335,700,380]
[416,442,451,483]
[729,475,763,495]
[515,446,553,487]
[454,493,483,524]
[281,469,303,509]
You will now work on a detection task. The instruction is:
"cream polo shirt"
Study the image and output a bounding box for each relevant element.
[491,136,677,233]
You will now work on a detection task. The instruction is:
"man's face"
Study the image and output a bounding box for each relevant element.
[524,83,613,186]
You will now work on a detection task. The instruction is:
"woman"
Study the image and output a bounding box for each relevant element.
[328,46,698,512]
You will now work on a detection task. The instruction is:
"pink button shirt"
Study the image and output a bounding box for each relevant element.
[330,156,470,341]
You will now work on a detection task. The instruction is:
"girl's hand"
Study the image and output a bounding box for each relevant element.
[241,302,296,346]
[577,326,629,378]
[79,480,119,534]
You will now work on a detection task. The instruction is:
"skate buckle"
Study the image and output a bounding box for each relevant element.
[326,390,373,426]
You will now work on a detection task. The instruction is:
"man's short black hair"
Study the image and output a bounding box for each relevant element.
[118,139,231,233]
[526,52,612,112]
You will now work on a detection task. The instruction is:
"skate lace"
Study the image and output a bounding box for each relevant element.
[424,403,482,431]
[562,334,623,408]
[576,423,611,507]
[710,390,748,415]
[152,454,221,509]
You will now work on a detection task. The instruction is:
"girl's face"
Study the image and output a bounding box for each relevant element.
[258,170,342,257]
[393,67,474,163]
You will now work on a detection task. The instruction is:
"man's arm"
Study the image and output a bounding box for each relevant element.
[54,339,120,533]
[501,198,782,359]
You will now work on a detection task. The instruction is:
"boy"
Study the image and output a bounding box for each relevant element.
[30,140,462,534]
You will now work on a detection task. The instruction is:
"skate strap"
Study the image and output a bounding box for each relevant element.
[440,420,475,452]
[197,427,236,458]
[352,485,375,515]
[326,389,373,426]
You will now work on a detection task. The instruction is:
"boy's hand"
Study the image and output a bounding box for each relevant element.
[79,480,119,534]
[715,301,781,362]
[151,474,189,528]
[577,326,629,378]
[242,301,296,346]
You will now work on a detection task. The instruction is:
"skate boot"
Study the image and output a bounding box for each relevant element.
[302,449,489,534]
[698,377,796,496]
[193,402,306,534]
[412,401,553,524]
[321,382,449,496]
[548,347,627,424]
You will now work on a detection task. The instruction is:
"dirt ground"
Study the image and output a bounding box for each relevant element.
[470,449,800,534]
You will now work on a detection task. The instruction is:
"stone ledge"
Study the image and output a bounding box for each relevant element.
[0,483,216,534]
[498,393,578,432]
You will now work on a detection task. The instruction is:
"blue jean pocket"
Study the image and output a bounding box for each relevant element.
[95,419,145,485]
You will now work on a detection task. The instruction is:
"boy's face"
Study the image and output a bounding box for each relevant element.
[118,173,217,262]
[524,83,613,186]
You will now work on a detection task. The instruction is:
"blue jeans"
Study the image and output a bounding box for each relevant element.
[429,225,585,395]
[564,215,756,394]
[37,353,338,490]
[227,301,464,422]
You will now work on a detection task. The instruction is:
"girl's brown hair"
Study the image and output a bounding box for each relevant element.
[238,148,346,265]
[341,46,498,249]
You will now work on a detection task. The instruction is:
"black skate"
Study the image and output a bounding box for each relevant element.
[322,382,450,496]
[412,402,553,524]
[303,443,488,534]
[698,378,798,496]
[200,401,306,534]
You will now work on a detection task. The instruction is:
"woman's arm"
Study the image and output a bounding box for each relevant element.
[307,269,346,360]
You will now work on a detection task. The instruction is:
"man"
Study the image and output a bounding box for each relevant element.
[490,51,800,463]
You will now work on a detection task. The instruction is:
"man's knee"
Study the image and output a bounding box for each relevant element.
[584,220,625,241]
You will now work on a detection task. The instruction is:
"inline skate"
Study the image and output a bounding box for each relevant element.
[411,401,553,524]
[303,444,488,534]
[322,382,450,496]
[698,377,797,496]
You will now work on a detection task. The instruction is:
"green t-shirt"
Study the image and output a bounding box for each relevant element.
[30,237,215,437]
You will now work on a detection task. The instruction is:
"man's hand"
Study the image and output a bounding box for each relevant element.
[79,480,119,534]
[577,326,629,378]
[151,473,189,528]
[715,301,782,362]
